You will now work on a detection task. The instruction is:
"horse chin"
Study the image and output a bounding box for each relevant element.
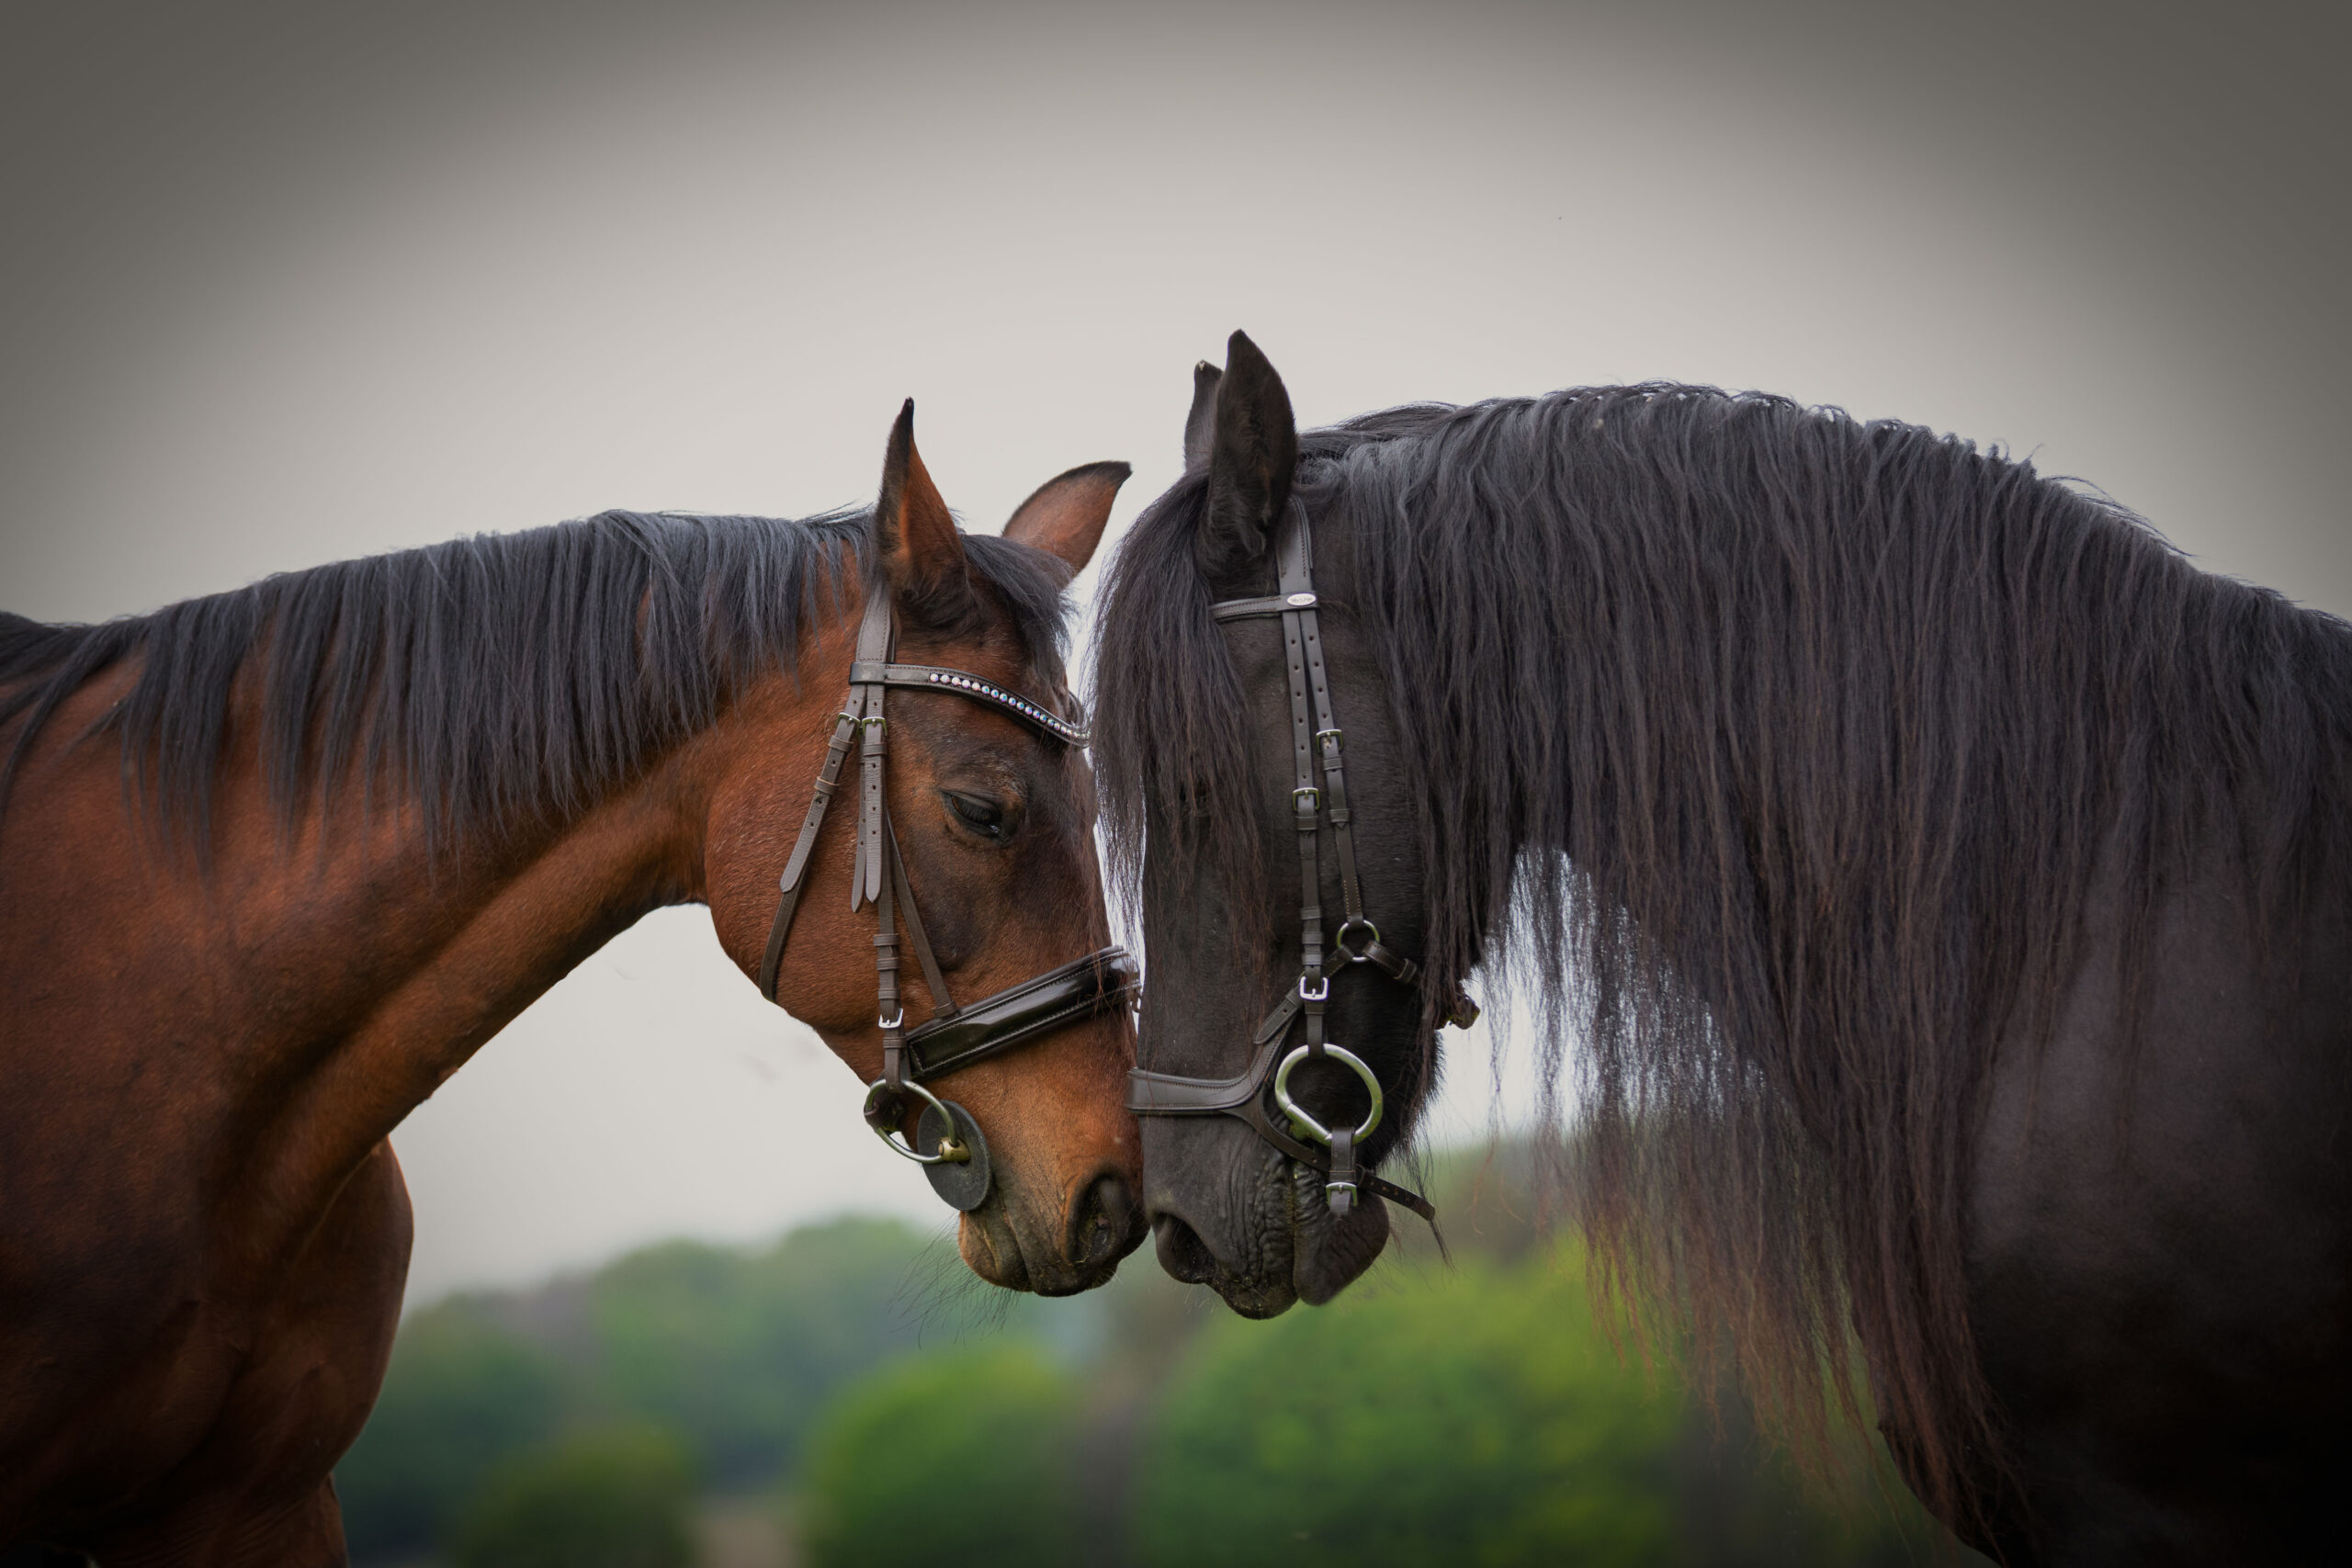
[1175,1162,1393,1317]
[1285,1161,1391,1306]
[956,1195,1130,1299]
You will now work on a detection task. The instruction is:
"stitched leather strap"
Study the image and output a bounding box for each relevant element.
[907,948,1139,1080]
[1211,592,1316,622]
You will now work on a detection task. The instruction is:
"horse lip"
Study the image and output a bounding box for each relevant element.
[958,1208,1034,1292]
[1212,1275,1300,1318]
[965,1199,1130,1298]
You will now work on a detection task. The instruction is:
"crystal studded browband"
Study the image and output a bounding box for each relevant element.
[846,661,1091,747]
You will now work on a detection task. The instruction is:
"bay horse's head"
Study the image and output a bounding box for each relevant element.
[1092,335,1463,1315]
[706,405,1143,1295]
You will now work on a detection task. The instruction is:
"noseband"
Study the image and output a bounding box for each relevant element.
[1125,498,1476,1224]
[757,586,1139,1211]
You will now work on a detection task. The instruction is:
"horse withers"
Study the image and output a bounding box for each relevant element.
[0,405,1145,1563]
[1092,333,2352,1564]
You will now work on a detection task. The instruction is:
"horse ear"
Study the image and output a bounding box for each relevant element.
[1198,331,1296,574]
[1182,359,1222,469]
[872,400,977,624]
[1004,460,1131,578]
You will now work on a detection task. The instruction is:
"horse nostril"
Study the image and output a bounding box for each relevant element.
[1066,1170,1143,1270]
[1151,1212,1217,1285]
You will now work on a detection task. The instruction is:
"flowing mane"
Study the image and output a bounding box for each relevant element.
[1092,385,2352,1514]
[0,510,1074,856]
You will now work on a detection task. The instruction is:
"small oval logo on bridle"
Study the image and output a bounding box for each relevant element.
[1286,592,1317,607]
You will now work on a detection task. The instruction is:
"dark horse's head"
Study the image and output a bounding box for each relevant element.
[1092,334,1457,1314]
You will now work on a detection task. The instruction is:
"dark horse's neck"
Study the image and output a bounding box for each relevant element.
[1339,387,2352,1526]
[1097,382,2352,1534]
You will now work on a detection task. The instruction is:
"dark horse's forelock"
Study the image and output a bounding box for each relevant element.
[1091,385,2352,1521]
[0,511,1073,855]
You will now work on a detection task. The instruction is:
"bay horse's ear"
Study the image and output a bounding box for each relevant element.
[873,400,978,625]
[1182,359,1222,469]
[1004,460,1130,578]
[1198,330,1295,574]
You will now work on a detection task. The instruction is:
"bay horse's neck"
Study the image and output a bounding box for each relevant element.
[0,624,843,1254]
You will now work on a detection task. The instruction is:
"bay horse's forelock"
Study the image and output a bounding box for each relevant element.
[1093,380,2352,1541]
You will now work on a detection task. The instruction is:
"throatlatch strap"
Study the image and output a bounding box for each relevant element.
[758,707,859,1001]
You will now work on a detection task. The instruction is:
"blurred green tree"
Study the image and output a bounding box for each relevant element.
[340,1214,1021,1561]
[451,1425,695,1568]
[586,1215,1023,1487]
[335,1302,568,1560]
[797,1348,1084,1568]
[1135,1252,1680,1567]
[1131,1245,1946,1568]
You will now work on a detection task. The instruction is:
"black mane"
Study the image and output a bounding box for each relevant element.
[0,510,1072,855]
[1091,384,2352,1514]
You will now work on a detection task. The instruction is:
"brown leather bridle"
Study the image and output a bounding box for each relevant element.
[1125,498,1476,1224]
[757,585,1139,1211]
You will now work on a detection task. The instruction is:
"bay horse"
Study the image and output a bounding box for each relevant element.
[1094,333,2352,1564]
[0,405,1146,1564]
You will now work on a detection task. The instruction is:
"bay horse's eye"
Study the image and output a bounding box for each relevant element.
[946,792,1008,839]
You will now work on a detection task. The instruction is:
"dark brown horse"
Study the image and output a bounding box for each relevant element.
[0,407,1145,1563]
[1095,333,2352,1564]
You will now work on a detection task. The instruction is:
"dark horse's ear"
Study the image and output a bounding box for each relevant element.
[1182,359,1222,469]
[873,400,978,626]
[1004,460,1131,579]
[1197,330,1296,575]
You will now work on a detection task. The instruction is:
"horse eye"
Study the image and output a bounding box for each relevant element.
[946,792,1007,838]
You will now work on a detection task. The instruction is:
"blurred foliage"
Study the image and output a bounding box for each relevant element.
[339,1214,1015,1561]
[450,1426,695,1568]
[582,1218,1014,1486]
[797,1348,1084,1568]
[336,1306,568,1559]
[1136,1251,1683,1566]
[343,1145,1979,1566]
[1133,1245,1942,1567]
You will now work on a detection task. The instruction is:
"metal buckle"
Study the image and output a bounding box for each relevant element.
[1272,1043,1385,1145]
[863,1077,971,1165]
[856,715,888,730]
[1332,918,1380,963]
[877,1008,903,1032]
[1314,728,1342,747]
[1292,785,1320,811]
[1298,974,1329,1003]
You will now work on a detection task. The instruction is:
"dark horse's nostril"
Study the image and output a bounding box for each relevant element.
[1066,1171,1144,1271]
[1151,1212,1217,1285]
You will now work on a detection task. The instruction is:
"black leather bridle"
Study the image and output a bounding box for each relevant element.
[1125,499,1476,1224]
[757,586,1138,1211]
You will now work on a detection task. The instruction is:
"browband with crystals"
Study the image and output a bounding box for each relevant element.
[846,660,1090,746]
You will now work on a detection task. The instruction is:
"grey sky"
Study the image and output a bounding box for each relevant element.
[4,1,2343,1301]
